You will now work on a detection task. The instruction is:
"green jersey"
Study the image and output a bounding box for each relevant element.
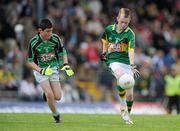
[27,33,67,68]
[101,24,135,65]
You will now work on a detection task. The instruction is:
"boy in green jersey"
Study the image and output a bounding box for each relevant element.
[101,8,141,124]
[27,19,74,123]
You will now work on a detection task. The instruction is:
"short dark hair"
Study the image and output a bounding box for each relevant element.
[39,19,53,30]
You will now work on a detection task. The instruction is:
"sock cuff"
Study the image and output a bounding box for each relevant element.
[117,86,125,91]
[53,112,59,116]
[126,101,133,106]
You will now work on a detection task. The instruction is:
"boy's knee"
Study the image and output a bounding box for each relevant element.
[55,95,61,101]
[54,93,61,101]
[126,94,133,101]
[45,92,54,100]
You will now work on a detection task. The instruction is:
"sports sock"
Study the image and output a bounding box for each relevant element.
[126,101,133,113]
[53,112,59,117]
[117,86,127,107]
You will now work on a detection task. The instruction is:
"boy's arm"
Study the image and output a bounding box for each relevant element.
[128,33,141,78]
[129,49,135,65]
[101,30,108,53]
[128,31,135,65]
[57,36,74,76]
[26,62,41,72]
[101,39,108,53]
[27,40,52,76]
[63,55,68,64]
[27,41,41,72]
[100,30,108,61]
[27,62,53,76]
[56,36,68,65]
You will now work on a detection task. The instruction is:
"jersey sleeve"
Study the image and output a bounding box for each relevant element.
[56,36,67,57]
[27,41,35,62]
[101,28,108,43]
[128,31,135,51]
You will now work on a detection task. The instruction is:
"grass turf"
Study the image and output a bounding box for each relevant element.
[0,113,179,131]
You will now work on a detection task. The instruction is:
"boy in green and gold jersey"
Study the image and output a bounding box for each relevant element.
[101,8,141,124]
[27,19,74,123]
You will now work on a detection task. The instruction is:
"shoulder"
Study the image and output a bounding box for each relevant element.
[126,27,135,37]
[51,33,62,43]
[52,33,60,38]
[52,33,61,40]
[105,24,114,31]
[29,35,39,46]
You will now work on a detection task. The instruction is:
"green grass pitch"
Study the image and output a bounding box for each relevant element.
[0,113,179,131]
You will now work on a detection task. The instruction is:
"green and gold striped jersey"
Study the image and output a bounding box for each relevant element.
[27,33,67,68]
[101,24,135,65]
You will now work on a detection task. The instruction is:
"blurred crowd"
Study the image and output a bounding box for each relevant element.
[0,0,180,113]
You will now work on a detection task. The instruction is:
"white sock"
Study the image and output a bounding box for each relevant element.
[120,98,127,110]
[52,112,59,116]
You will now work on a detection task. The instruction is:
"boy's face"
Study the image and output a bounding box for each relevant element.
[39,28,53,40]
[117,14,130,31]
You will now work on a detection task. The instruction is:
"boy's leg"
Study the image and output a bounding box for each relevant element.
[109,63,133,124]
[117,85,127,109]
[126,101,134,113]
[40,80,58,116]
[126,88,134,113]
[43,92,47,101]
[50,81,62,101]
[33,69,60,123]
[49,81,62,123]
[117,86,133,124]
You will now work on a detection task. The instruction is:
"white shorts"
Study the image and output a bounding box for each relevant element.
[33,67,60,83]
[109,62,133,78]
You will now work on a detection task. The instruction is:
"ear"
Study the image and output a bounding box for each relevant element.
[116,16,119,24]
[38,28,42,33]
[128,16,131,21]
[116,16,119,21]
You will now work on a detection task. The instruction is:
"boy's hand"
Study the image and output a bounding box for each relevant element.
[130,64,141,78]
[40,66,53,76]
[61,64,74,76]
[100,52,107,61]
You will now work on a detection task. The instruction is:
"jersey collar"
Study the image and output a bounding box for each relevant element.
[38,34,52,42]
[38,34,44,42]
[112,24,129,33]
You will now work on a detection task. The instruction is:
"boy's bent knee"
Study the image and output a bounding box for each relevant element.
[55,96,61,101]
[126,94,133,101]
[45,92,54,100]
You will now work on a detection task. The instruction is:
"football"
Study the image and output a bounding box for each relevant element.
[118,74,135,89]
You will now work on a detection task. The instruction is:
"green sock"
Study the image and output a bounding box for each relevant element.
[117,86,126,98]
[126,101,133,113]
